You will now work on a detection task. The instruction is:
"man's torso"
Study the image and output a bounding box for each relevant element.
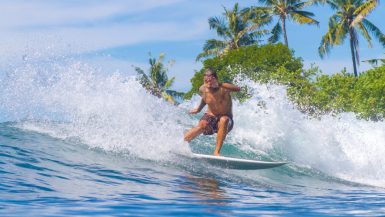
[201,85,232,117]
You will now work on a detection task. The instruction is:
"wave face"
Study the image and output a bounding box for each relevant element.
[0,60,191,161]
[1,59,385,189]
[227,80,385,187]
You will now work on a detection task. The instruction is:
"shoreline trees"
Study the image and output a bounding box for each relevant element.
[134,53,184,104]
[318,0,385,77]
[249,0,319,47]
[186,1,385,120]
[195,3,271,61]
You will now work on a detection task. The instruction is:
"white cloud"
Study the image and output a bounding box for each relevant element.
[0,0,183,29]
[0,17,208,64]
[0,0,211,61]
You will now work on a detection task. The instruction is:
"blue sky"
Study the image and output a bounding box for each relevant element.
[0,0,384,91]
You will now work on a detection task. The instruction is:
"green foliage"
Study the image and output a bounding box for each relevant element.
[187,42,385,121]
[352,66,385,120]
[318,0,385,77]
[185,43,304,100]
[134,53,184,104]
[196,3,270,61]
[289,70,356,115]
[249,0,319,46]
[363,54,385,67]
[290,65,385,120]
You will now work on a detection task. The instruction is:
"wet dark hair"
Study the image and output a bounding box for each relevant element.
[204,68,217,79]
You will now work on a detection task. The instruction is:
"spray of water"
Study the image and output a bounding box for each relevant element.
[0,60,192,160]
[1,59,385,187]
[227,79,385,187]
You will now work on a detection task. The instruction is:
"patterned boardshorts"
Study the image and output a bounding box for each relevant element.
[200,113,234,135]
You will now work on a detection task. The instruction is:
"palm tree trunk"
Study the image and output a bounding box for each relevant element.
[281,17,289,47]
[349,30,358,77]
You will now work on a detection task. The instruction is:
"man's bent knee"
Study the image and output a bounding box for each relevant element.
[218,116,229,126]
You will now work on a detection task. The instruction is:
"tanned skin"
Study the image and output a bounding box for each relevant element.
[184,70,240,156]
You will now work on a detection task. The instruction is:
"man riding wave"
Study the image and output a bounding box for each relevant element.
[184,68,240,156]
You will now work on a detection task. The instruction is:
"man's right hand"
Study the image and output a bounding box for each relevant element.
[189,108,200,114]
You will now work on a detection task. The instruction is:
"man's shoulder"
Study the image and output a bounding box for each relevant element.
[220,83,231,92]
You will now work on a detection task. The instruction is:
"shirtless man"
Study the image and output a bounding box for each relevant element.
[184,68,240,156]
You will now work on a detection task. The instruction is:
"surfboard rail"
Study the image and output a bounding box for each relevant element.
[192,153,287,170]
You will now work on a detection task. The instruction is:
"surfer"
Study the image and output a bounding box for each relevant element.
[184,68,240,156]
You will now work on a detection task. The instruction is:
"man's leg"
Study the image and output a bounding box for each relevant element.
[214,116,230,156]
[184,120,208,142]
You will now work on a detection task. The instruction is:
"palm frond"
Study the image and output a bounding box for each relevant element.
[306,0,329,6]
[268,22,282,43]
[163,77,175,90]
[236,23,264,44]
[202,39,227,51]
[351,0,378,27]
[362,19,385,46]
[362,58,385,66]
[165,90,185,99]
[319,17,340,57]
[196,47,223,61]
[292,1,306,9]
[357,22,372,47]
[134,66,152,89]
[321,0,340,9]
[333,19,348,45]
[291,10,319,25]
[208,17,228,38]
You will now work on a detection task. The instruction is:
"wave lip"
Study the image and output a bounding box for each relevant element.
[0,61,191,161]
[1,59,385,187]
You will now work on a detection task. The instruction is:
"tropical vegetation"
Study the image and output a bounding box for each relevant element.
[134,53,184,104]
[364,54,385,66]
[189,43,385,120]
[248,0,319,46]
[134,1,385,120]
[318,0,385,77]
[186,43,305,99]
[195,3,270,61]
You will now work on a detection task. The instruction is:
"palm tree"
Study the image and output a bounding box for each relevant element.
[318,0,385,77]
[250,0,319,47]
[363,55,385,66]
[196,3,271,61]
[134,53,184,104]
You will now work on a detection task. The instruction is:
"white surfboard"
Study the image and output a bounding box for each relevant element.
[192,153,287,170]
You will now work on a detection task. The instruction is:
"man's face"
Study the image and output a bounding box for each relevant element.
[204,73,219,88]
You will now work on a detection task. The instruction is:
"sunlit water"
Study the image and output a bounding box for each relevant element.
[1,59,385,216]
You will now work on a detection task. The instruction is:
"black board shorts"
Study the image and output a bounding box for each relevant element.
[200,113,234,135]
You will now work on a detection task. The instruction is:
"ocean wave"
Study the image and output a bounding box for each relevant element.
[1,59,385,187]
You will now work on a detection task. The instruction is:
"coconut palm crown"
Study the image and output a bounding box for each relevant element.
[134,53,184,104]
[318,0,385,77]
[250,0,319,47]
[196,3,271,61]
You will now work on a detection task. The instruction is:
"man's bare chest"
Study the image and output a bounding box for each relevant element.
[203,89,228,105]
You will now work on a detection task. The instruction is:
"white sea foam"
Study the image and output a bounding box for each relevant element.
[226,79,385,187]
[0,61,192,161]
[1,59,385,187]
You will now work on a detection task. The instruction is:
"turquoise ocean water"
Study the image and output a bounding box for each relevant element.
[1,59,385,216]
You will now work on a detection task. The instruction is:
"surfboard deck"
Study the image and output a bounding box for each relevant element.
[192,153,287,170]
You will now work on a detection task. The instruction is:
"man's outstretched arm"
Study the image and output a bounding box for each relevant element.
[189,99,206,114]
[221,83,241,92]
